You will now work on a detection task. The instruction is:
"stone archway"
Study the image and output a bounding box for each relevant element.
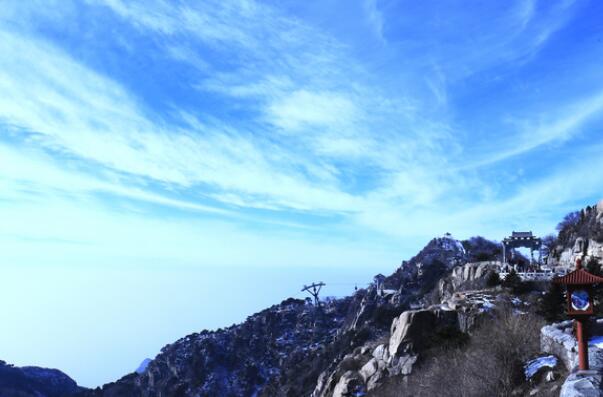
[502,231,542,270]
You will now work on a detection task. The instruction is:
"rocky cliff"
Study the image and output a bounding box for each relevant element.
[75,233,499,397]
[551,199,603,269]
[81,297,356,397]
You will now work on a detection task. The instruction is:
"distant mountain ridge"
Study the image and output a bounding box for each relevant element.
[0,360,82,397]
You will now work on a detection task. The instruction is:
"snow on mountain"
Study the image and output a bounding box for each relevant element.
[135,358,152,375]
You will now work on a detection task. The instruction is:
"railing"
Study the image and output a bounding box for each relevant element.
[499,271,560,281]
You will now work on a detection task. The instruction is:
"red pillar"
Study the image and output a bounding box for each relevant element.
[577,318,589,370]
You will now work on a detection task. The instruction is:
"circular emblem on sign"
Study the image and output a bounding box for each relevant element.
[571,290,590,311]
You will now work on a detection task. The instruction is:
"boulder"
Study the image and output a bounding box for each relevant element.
[560,371,603,397]
[389,309,458,357]
[541,322,578,371]
[332,371,364,397]
[388,354,417,376]
[366,368,386,391]
[372,344,389,361]
[359,358,378,382]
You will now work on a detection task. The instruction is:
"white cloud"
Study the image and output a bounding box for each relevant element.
[0,0,599,254]
[0,28,365,213]
[363,0,385,42]
[0,6,462,223]
[266,90,357,131]
[463,90,603,168]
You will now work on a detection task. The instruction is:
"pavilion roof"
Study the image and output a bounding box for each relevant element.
[512,231,533,238]
[553,268,603,285]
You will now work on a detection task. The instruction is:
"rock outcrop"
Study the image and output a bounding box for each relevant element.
[552,201,603,269]
[76,232,502,397]
[560,371,603,397]
[541,320,579,371]
[437,261,500,301]
[311,303,483,396]
[388,309,458,356]
[542,319,603,397]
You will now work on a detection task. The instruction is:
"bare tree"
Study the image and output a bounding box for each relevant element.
[401,307,543,397]
[556,211,580,232]
[541,234,558,259]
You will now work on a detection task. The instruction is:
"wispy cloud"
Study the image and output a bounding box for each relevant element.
[363,0,385,42]
[462,90,603,168]
[0,27,363,213]
[0,0,601,260]
[0,2,463,221]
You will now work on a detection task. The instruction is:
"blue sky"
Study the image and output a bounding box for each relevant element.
[1,0,603,387]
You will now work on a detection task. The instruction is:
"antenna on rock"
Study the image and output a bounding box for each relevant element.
[301,282,325,307]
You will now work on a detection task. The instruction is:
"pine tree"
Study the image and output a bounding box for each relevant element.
[538,283,566,322]
[486,271,501,287]
[502,269,522,292]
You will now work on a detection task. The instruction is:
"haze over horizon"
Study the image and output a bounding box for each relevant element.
[1,0,603,388]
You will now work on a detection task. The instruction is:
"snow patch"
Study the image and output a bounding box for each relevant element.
[589,335,603,348]
[440,233,466,254]
[524,355,557,379]
[136,358,152,374]
[481,299,495,310]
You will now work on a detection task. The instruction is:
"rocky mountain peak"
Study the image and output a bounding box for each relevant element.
[550,201,603,269]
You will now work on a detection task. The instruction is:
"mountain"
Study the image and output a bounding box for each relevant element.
[0,360,82,397]
[77,232,498,397]
[549,199,603,269]
[9,202,603,397]
[135,359,152,375]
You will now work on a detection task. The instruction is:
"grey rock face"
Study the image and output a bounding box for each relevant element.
[389,309,458,357]
[313,304,468,395]
[438,261,500,301]
[359,358,379,382]
[77,234,496,397]
[541,321,578,371]
[560,371,603,397]
[543,319,603,397]
[553,202,603,268]
[332,371,363,397]
[384,234,468,304]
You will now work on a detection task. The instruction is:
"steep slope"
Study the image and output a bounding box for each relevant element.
[551,200,603,268]
[80,233,477,397]
[81,297,354,397]
[382,234,468,301]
